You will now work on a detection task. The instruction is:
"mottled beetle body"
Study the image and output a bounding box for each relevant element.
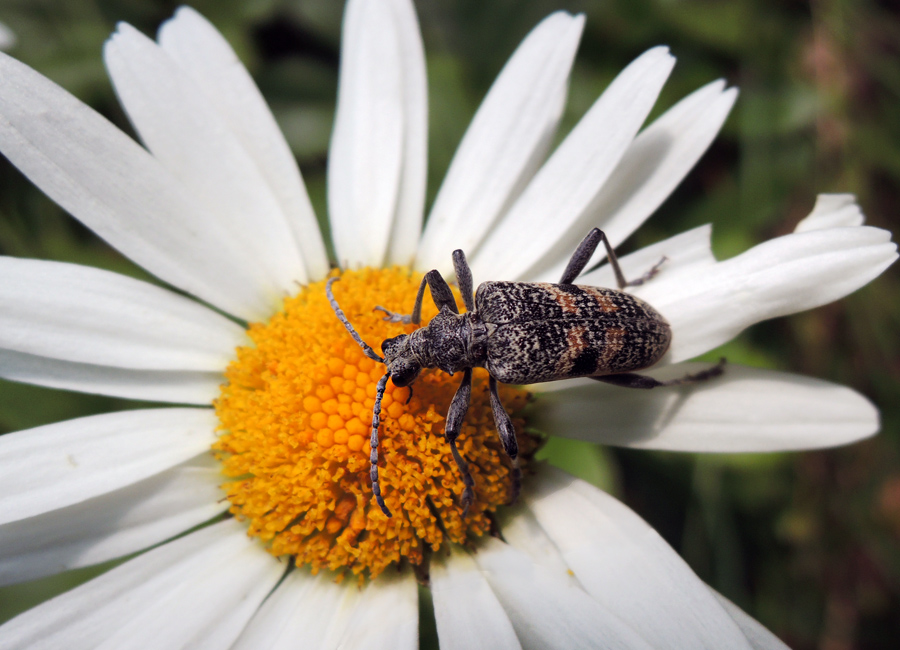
[327,228,722,518]
[477,281,671,384]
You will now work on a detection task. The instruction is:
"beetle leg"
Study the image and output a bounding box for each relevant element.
[592,358,726,389]
[375,269,458,325]
[452,249,475,312]
[369,374,393,517]
[560,228,665,289]
[489,376,518,459]
[445,369,475,516]
[488,376,521,505]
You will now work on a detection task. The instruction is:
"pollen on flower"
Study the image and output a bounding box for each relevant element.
[213,267,536,581]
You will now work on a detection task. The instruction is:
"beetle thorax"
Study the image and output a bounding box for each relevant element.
[407,309,487,375]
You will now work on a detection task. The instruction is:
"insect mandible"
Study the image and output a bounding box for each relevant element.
[326,228,724,518]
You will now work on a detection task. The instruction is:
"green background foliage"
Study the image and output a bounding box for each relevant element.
[0,0,897,647]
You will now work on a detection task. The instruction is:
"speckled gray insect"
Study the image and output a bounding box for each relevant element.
[327,228,724,518]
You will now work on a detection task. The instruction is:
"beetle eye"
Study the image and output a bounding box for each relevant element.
[390,363,420,387]
[381,335,405,357]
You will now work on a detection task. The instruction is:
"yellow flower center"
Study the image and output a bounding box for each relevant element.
[213,267,535,581]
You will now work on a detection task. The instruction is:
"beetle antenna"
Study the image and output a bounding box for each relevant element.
[370,373,392,517]
[326,277,385,363]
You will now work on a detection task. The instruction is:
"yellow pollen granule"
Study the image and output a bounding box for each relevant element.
[214,267,536,580]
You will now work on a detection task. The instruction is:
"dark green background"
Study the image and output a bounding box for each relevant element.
[0,0,897,647]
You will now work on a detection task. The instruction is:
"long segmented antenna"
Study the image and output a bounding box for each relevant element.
[370,374,392,517]
[326,277,384,362]
[327,277,393,516]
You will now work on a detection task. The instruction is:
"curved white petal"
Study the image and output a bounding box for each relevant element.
[0,520,283,649]
[637,224,897,363]
[105,24,308,298]
[232,570,344,649]
[383,0,429,267]
[235,568,417,650]
[711,590,790,650]
[0,348,222,404]
[0,408,216,524]
[329,0,412,268]
[0,51,276,321]
[157,7,329,282]
[474,537,653,650]
[524,467,753,649]
[0,257,246,370]
[794,193,864,233]
[0,454,225,587]
[471,46,676,282]
[530,81,738,283]
[322,570,418,650]
[531,363,879,451]
[415,12,585,271]
[432,547,522,650]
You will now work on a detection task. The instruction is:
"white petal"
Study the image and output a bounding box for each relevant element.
[636,225,897,363]
[0,51,275,321]
[105,24,308,295]
[235,569,418,650]
[415,12,585,271]
[321,571,418,650]
[0,408,216,524]
[432,547,522,650]
[382,0,429,267]
[232,570,344,649]
[471,46,676,282]
[328,0,405,268]
[530,81,738,283]
[0,348,222,404]
[794,193,865,233]
[710,590,791,650]
[0,454,226,586]
[531,363,879,452]
[158,7,329,281]
[0,520,283,650]
[524,467,753,649]
[473,537,653,650]
[576,223,716,289]
[0,257,246,370]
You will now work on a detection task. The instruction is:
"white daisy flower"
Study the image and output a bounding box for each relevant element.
[0,1,894,648]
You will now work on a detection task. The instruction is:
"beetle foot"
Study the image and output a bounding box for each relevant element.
[624,255,668,287]
[373,306,412,323]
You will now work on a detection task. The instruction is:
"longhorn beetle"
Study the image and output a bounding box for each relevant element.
[327,228,724,518]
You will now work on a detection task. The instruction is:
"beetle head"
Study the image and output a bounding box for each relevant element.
[382,335,421,387]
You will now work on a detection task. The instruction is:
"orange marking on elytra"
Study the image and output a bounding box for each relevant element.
[599,326,626,365]
[555,324,590,375]
[584,287,619,313]
[548,287,579,315]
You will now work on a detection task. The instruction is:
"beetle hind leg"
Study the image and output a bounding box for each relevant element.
[560,228,666,289]
[592,358,726,389]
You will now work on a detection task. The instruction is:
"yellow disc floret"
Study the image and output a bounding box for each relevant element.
[214,267,535,581]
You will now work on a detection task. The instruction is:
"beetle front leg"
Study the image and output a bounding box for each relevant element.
[452,249,475,312]
[445,368,475,516]
[375,270,459,324]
